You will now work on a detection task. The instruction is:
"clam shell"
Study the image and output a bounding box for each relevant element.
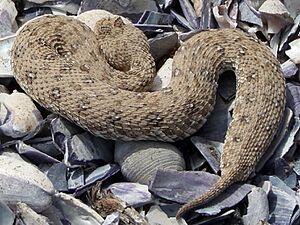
[115,141,186,185]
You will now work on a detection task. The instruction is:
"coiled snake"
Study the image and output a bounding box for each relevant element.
[11,15,286,218]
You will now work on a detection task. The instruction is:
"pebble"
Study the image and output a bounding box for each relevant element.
[150,58,173,91]
[0,154,54,212]
[0,91,43,138]
[0,0,17,37]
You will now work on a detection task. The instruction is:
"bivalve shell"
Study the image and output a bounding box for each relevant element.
[115,141,186,185]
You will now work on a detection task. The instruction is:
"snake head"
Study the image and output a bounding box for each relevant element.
[95,17,125,39]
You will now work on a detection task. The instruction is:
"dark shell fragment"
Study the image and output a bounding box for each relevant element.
[149,169,253,216]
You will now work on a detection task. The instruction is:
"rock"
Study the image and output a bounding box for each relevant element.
[0,91,43,138]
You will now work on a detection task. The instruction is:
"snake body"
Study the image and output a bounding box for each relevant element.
[11,16,285,217]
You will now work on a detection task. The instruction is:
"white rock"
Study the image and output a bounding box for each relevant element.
[0,34,15,77]
[16,203,51,225]
[0,91,43,138]
[0,0,18,37]
[151,58,173,91]
[0,155,54,212]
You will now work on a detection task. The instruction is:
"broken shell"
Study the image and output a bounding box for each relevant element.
[0,201,15,225]
[191,136,222,173]
[107,182,152,207]
[238,1,263,27]
[149,169,253,216]
[178,0,199,29]
[79,0,158,23]
[15,140,60,164]
[281,60,298,78]
[64,132,114,167]
[67,164,120,194]
[103,212,120,225]
[284,0,300,18]
[0,155,54,212]
[0,84,9,94]
[0,91,43,138]
[115,141,186,185]
[50,116,83,151]
[286,39,300,64]
[16,202,51,225]
[46,162,68,192]
[0,34,15,77]
[52,192,104,224]
[242,187,269,225]
[259,176,297,225]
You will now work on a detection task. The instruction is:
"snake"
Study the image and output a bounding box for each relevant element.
[11,15,286,218]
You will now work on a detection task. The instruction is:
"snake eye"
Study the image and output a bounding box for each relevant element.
[113,17,125,28]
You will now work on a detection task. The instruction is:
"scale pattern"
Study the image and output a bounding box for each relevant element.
[11,15,286,217]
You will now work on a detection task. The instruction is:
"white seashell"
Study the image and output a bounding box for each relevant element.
[286,39,300,64]
[0,155,54,212]
[258,0,293,34]
[115,141,186,185]
[0,91,43,138]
